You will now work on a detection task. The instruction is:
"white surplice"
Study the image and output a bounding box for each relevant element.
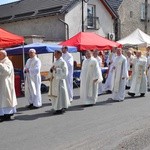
[104,52,117,91]
[24,56,42,107]
[80,57,103,105]
[62,52,74,101]
[48,57,70,111]
[112,54,128,101]
[129,56,147,95]
[0,57,17,115]
[126,55,135,87]
[95,56,103,95]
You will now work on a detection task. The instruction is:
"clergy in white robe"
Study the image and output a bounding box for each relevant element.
[128,51,147,97]
[0,50,17,122]
[24,49,42,109]
[48,50,70,114]
[126,49,135,88]
[111,48,128,101]
[104,47,117,93]
[80,50,103,106]
[93,50,103,95]
[62,46,74,102]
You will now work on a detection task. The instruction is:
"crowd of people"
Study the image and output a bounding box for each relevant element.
[0,45,150,122]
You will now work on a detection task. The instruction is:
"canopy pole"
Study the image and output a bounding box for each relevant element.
[22,43,25,68]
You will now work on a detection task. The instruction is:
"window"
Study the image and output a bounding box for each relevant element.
[87,4,96,28]
[130,11,133,18]
[141,3,150,20]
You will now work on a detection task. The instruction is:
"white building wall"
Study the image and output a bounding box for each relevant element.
[0,15,66,41]
[64,0,115,64]
[88,0,114,36]
[65,0,115,38]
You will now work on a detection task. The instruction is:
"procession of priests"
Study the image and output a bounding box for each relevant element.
[1,44,150,121]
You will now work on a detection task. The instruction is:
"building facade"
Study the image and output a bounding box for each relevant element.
[0,0,117,42]
[107,0,150,39]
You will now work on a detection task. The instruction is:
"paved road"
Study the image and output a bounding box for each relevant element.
[1,88,150,150]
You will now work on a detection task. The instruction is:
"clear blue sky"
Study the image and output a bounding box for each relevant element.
[0,0,19,5]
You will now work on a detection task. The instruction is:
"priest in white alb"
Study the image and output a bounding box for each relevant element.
[24,49,42,109]
[126,48,135,89]
[80,50,103,106]
[62,46,74,102]
[93,50,103,95]
[104,47,117,94]
[111,48,128,102]
[128,50,147,97]
[48,50,70,114]
[0,50,17,122]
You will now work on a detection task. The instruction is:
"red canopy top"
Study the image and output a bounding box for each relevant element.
[0,28,24,48]
[60,32,122,51]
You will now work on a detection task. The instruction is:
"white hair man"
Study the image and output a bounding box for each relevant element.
[24,49,42,109]
[0,50,17,122]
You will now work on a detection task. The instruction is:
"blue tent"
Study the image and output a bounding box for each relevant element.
[6,43,77,55]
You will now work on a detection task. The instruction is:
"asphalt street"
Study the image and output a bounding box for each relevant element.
[1,88,150,150]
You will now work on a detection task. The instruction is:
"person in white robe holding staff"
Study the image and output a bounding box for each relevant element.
[0,50,17,122]
[48,50,70,114]
[110,48,128,102]
[24,49,42,109]
[80,50,103,106]
[128,50,147,97]
[62,46,74,102]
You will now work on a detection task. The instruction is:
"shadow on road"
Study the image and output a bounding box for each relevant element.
[125,96,145,100]
[68,104,84,111]
[16,102,51,112]
[95,98,118,106]
[15,111,54,121]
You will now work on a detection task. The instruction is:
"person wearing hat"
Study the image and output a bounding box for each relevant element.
[48,50,70,114]
[24,49,42,109]
[0,50,17,122]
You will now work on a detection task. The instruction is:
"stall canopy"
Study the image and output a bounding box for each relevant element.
[6,43,77,55]
[60,32,122,51]
[0,28,24,48]
[117,28,150,46]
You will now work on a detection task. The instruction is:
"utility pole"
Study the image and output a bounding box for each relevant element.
[145,0,148,33]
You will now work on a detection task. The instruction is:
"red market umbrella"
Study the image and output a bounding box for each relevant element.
[0,28,24,48]
[60,32,122,51]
